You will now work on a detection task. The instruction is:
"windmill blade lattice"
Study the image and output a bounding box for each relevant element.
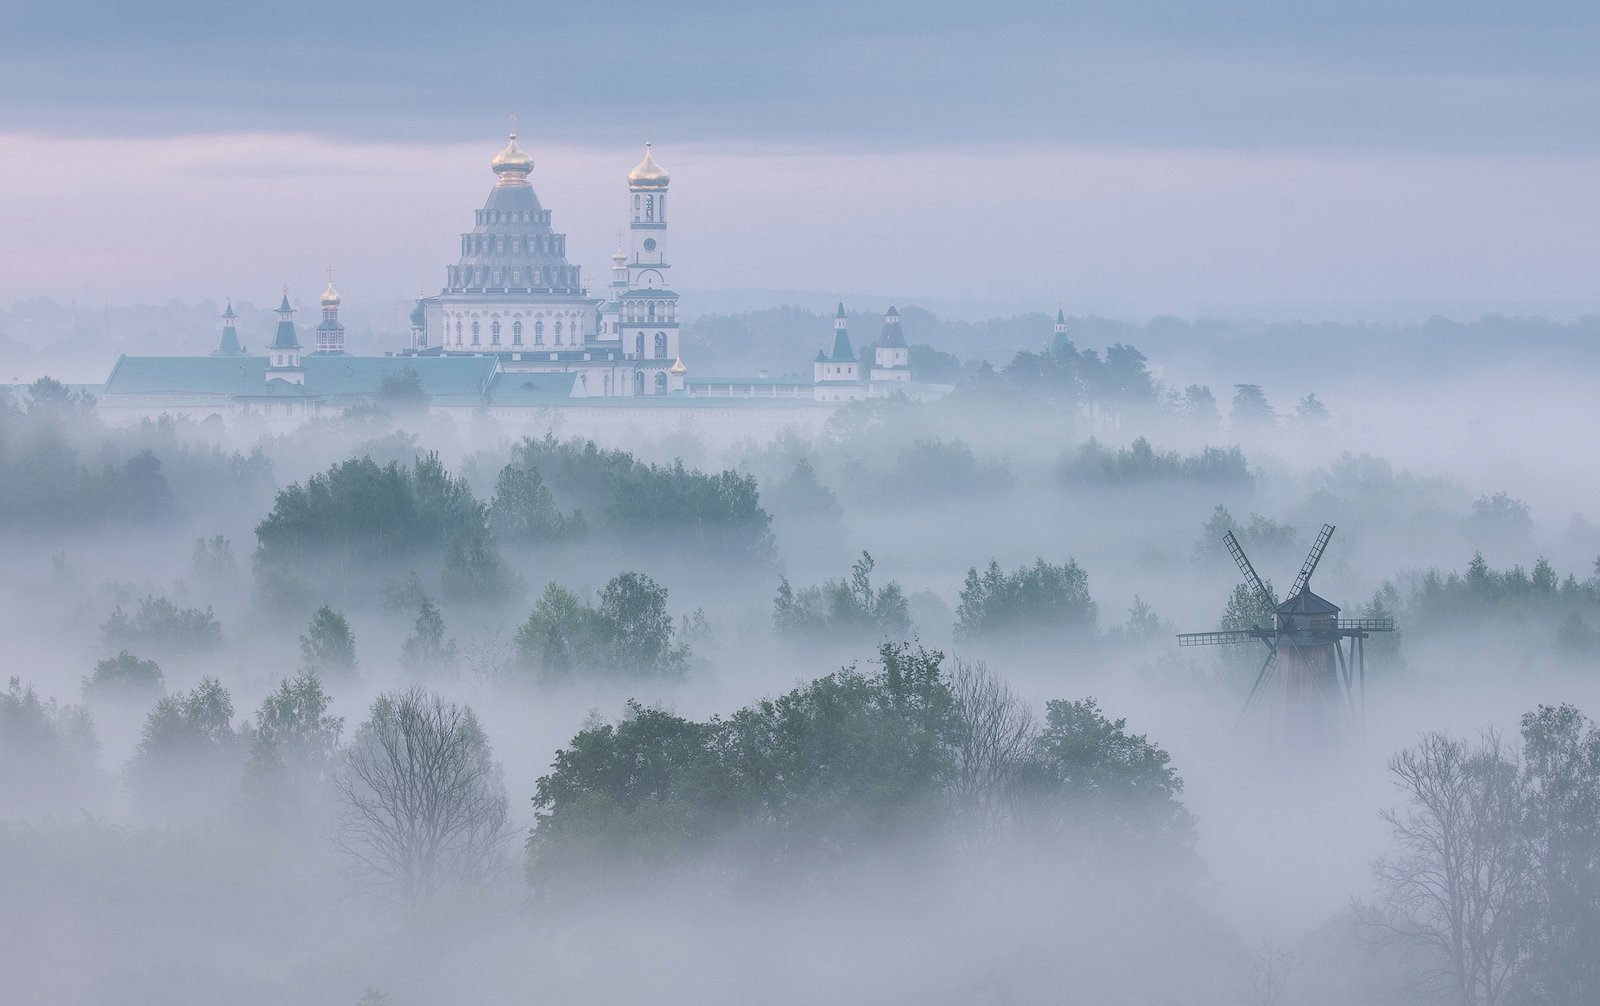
[1289,524,1336,598]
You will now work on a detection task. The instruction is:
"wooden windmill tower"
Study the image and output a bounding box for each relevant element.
[1178,524,1394,736]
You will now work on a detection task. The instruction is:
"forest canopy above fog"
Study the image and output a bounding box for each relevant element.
[4,299,1600,1005]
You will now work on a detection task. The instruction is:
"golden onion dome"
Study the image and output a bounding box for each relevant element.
[628,142,669,189]
[320,279,341,307]
[491,131,534,182]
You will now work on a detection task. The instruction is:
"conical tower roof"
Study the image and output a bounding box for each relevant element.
[878,305,907,349]
[211,300,246,356]
[270,289,301,350]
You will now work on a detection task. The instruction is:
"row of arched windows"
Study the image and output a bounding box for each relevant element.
[449,264,577,290]
[626,332,670,358]
[623,300,673,322]
[475,209,542,225]
[447,311,581,348]
[461,233,565,257]
[632,194,665,223]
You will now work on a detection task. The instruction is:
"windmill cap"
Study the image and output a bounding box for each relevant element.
[1275,590,1340,615]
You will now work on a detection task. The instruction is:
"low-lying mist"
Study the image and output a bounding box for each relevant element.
[5,320,1600,1004]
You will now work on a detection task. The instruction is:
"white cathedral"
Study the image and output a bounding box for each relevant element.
[95,130,953,432]
[404,131,687,398]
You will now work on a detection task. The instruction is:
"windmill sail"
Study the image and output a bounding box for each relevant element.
[1224,531,1273,607]
[1289,524,1335,598]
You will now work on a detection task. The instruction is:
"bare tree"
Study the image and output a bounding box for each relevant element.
[334,687,510,909]
[1246,940,1296,1006]
[1367,730,1533,1006]
[947,657,1035,845]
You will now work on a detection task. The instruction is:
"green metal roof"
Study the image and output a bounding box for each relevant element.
[102,355,498,404]
[485,371,578,404]
[829,327,856,362]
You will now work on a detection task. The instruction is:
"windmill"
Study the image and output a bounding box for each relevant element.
[1178,524,1394,734]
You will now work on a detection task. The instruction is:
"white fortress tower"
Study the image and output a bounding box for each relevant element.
[813,303,865,401]
[266,289,304,384]
[869,305,910,388]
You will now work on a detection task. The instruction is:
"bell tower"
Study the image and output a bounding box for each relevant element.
[621,138,679,392]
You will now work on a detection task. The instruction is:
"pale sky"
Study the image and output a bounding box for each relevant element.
[1,1,1597,317]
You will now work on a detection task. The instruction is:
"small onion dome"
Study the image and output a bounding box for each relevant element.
[669,356,687,376]
[611,245,627,265]
[627,142,669,189]
[491,132,534,181]
[409,300,426,327]
[320,280,341,307]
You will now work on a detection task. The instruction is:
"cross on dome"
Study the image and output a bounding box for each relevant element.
[491,118,534,183]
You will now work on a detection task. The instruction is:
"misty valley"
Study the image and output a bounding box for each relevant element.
[3,306,1599,1006]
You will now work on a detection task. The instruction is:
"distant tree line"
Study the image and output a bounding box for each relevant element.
[0,378,269,530]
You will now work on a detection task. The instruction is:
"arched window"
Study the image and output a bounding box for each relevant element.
[455,320,463,344]
[647,302,656,320]
[645,195,654,221]
[513,320,523,345]
[554,320,563,344]
[491,319,501,345]
[654,332,667,358]
[534,320,544,345]
[634,371,645,395]
[471,320,480,345]
[654,372,667,394]
[635,333,644,358]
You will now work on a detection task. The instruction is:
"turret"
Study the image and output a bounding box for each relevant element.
[314,270,346,354]
[870,305,911,387]
[267,288,304,383]
[813,303,862,395]
[211,300,246,357]
[1049,308,1070,357]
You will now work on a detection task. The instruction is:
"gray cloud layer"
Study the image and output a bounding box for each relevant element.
[3,1,1598,151]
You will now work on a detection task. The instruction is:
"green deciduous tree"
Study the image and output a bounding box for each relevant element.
[773,551,910,643]
[955,557,1097,642]
[1518,704,1600,1002]
[440,526,521,604]
[188,534,239,592]
[400,598,458,677]
[1020,697,1196,860]
[82,651,164,704]
[128,677,245,816]
[240,670,344,827]
[1230,384,1276,433]
[488,463,584,543]
[100,596,223,657]
[514,572,689,681]
[301,605,357,679]
[0,677,98,813]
